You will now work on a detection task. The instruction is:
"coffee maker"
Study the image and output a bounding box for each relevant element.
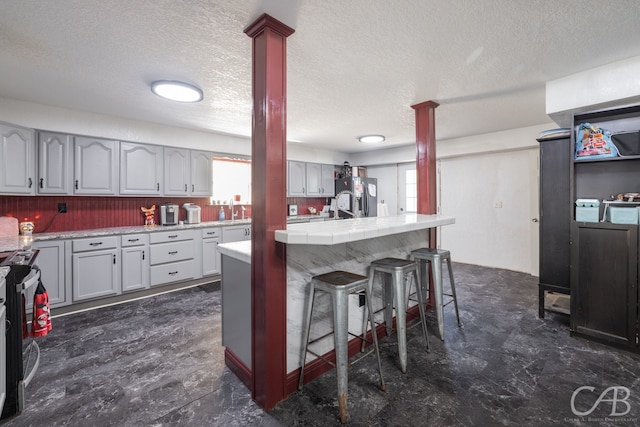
[160,204,179,225]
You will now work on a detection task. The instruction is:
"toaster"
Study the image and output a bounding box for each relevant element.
[183,203,201,224]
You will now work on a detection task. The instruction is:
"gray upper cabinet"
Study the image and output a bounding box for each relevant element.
[320,163,335,197]
[38,132,72,195]
[120,142,163,195]
[287,161,306,197]
[164,147,212,197]
[288,161,334,197]
[74,136,119,195]
[190,150,213,196]
[305,162,322,197]
[0,123,35,194]
[164,147,190,196]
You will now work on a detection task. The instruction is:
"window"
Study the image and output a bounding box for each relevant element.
[211,157,251,204]
[405,168,417,212]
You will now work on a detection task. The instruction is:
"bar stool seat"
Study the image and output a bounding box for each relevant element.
[298,270,385,424]
[363,257,429,374]
[410,248,462,341]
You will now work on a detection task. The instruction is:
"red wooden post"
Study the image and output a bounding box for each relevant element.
[412,100,439,243]
[244,14,294,410]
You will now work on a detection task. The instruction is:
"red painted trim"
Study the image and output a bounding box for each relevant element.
[225,348,253,390]
[245,14,294,411]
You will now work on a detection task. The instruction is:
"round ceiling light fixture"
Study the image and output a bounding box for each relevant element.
[151,80,203,103]
[358,134,385,143]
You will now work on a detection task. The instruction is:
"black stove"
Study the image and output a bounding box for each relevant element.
[0,248,40,420]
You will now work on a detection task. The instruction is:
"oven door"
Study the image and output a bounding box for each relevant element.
[0,266,7,414]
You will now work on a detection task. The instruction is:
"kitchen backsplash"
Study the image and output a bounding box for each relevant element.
[0,195,327,234]
[286,197,327,215]
[0,196,252,233]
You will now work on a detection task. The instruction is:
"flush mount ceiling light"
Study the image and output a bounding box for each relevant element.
[358,134,385,143]
[151,80,203,103]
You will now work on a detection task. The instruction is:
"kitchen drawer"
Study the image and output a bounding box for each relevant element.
[150,240,194,265]
[72,236,118,252]
[121,233,149,247]
[149,229,195,244]
[150,259,195,286]
[201,227,221,239]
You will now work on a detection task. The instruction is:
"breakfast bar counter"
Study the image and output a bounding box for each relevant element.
[219,214,455,383]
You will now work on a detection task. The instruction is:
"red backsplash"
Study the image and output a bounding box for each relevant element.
[0,196,252,234]
[0,195,329,234]
[286,197,328,215]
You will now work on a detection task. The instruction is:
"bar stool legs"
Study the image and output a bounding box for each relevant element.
[411,248,462,341]
[362,258,429,374]
[298,271,385,424]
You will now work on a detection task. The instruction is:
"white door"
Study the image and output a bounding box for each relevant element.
[439,148,539,275]
[191,150,213,196]
[164,147,189,196]
[0,123,35,194]
[120,142,163,195]
[397,162,417,215]
[121,246,149,292]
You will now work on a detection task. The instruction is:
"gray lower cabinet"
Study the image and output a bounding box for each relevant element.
[149,230,195,286]
[72,236,120,301]
[222,225,251,242]
[221,254,251,367]
[201,227,221,276]
[121,234,149,292]
[28,240,71,310]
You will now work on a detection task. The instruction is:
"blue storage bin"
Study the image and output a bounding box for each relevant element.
[606,206,639,224]
[575,199,600,222]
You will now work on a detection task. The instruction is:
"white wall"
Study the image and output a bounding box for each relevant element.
[363,123,555,274]
[0,97,347,162]
[365,164,400,215]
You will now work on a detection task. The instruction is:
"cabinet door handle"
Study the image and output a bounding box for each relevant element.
[142,250,145,260]
[157,183,160,191]
[128,238,139,242]
[168,235,178,239]
[39,178,44,188]
[192,184,195,192]
[168,251,178,255]
[168,271,178,276]
[113,254,116,264]
[75,180,79,190]
[184,184,187,192]
[89,242,103,246]
[28,177,33,188]
[206,231,216,235]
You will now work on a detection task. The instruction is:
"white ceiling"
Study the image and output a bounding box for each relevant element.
[2,1,640,154]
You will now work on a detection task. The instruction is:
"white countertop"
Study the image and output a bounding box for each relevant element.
[0,235,33,253]
[218,240,251,264]
[274,214,455,245]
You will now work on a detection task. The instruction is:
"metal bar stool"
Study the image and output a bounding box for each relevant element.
[362,257,429,374]
[298,270,385,425]
[410,248,462,341]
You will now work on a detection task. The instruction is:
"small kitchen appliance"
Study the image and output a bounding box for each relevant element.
[183,203,201,224]
[160,204,179,225]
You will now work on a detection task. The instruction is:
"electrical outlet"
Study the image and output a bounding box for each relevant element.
[58,202,67,213]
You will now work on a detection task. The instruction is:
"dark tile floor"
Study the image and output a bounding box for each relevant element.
[2,263,640,426]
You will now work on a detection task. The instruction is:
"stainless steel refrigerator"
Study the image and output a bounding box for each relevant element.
[334,176,377,218]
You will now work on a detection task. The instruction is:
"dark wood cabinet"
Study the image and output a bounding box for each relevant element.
[537,134,571,318]
[571,222,637,348]
[569,104,640,351]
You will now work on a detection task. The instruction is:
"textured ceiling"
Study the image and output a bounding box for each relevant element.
[1,0,640,153]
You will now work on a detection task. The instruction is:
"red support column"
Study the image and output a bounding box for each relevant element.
[411,100,439,247]
[244,14,294,410]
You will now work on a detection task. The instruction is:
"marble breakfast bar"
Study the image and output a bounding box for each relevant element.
[217,213,455,387]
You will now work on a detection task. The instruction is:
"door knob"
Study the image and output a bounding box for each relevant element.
[532,218,539,223]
